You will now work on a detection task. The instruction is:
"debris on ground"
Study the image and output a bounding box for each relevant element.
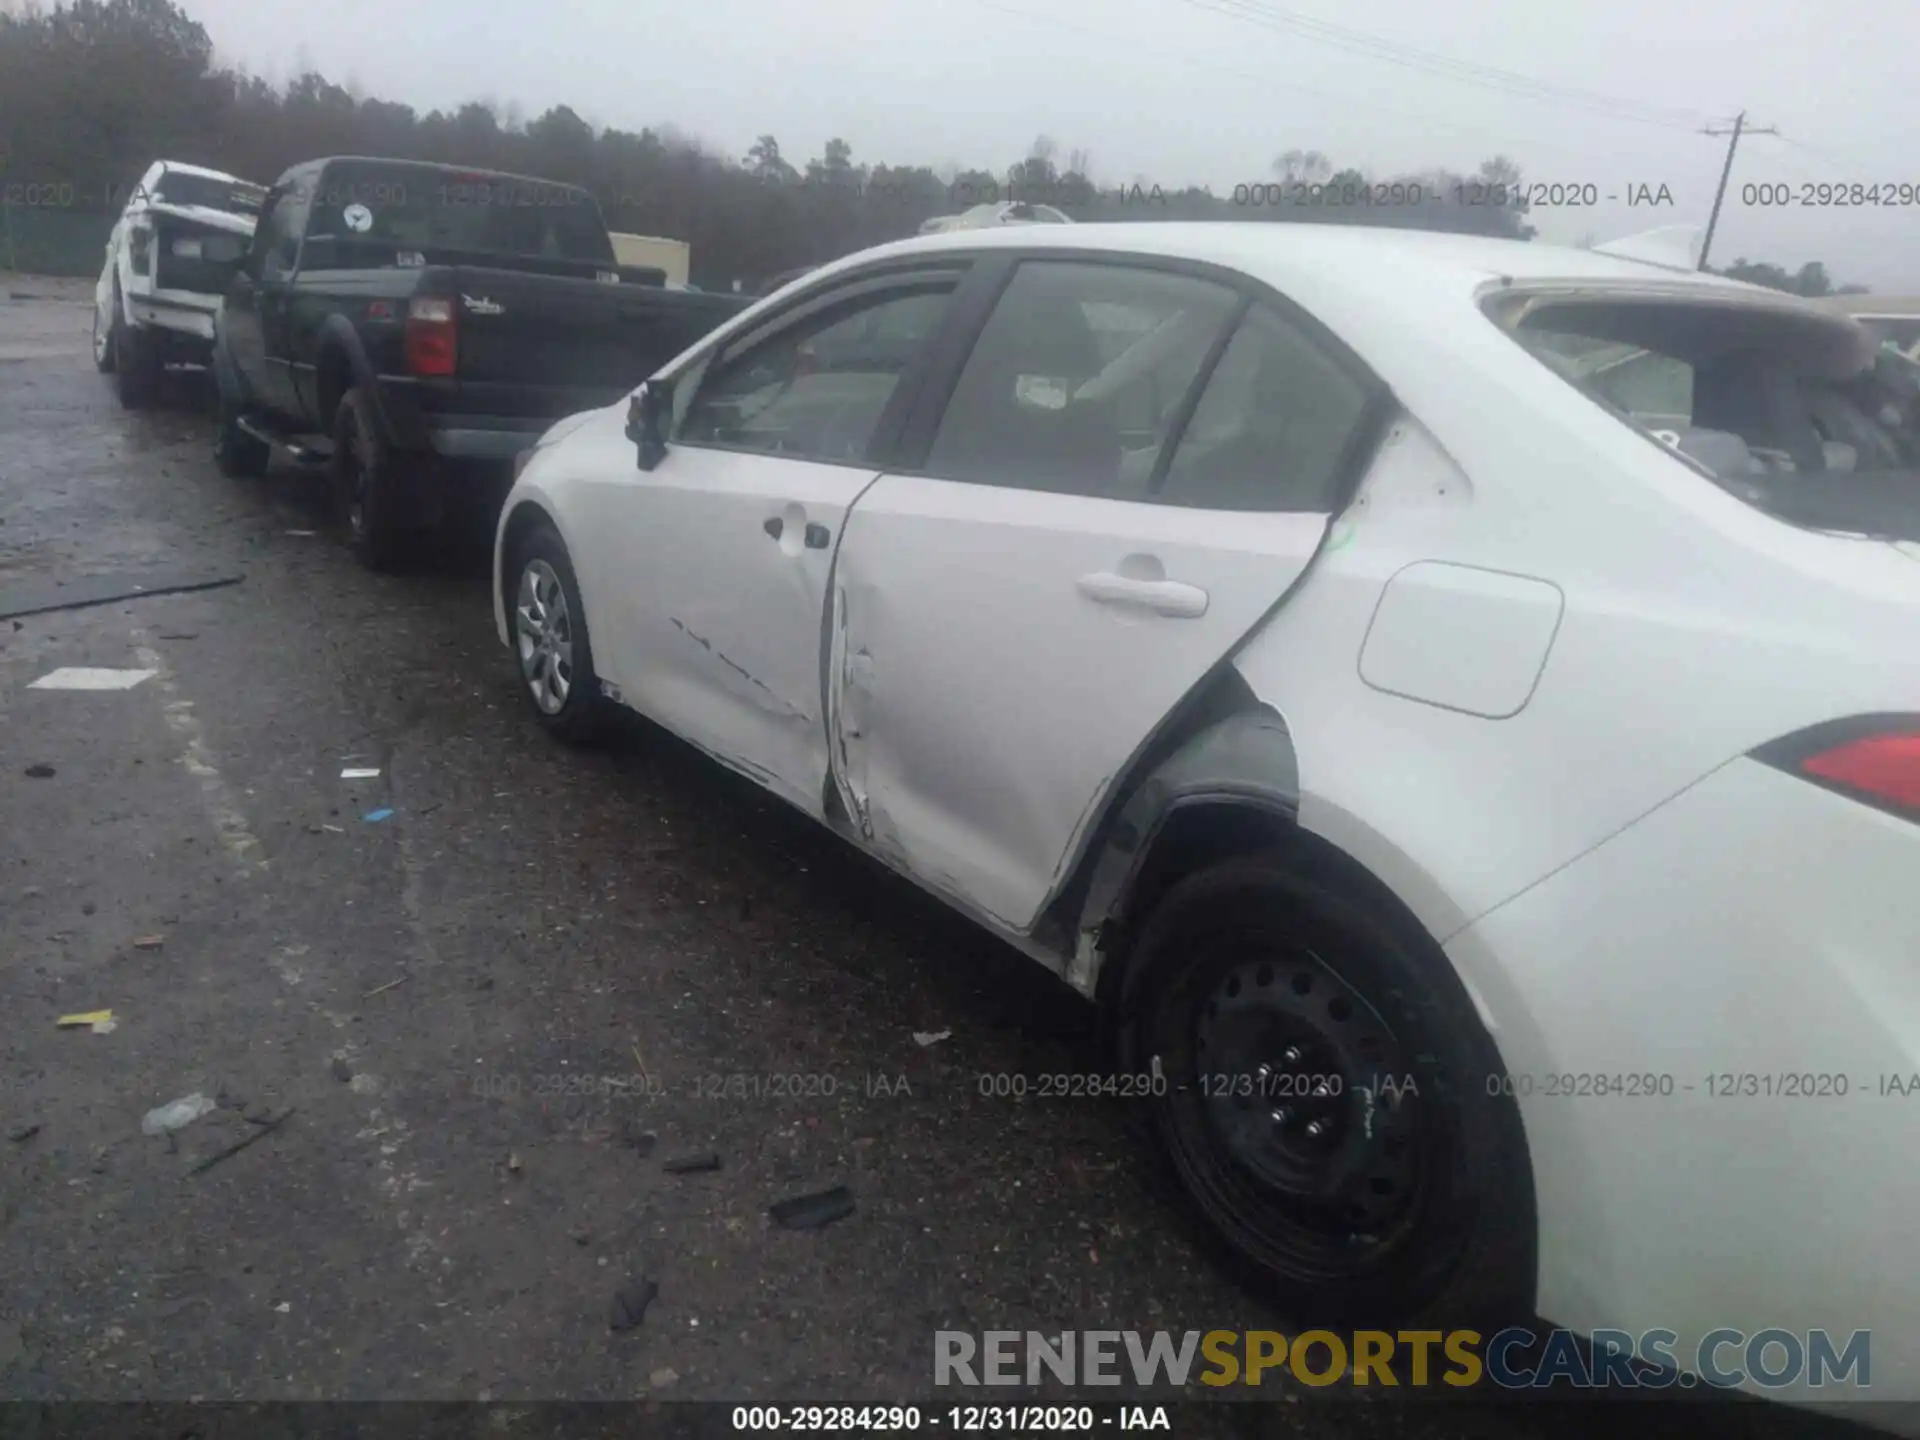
[188,1108,294,1175]
[507,1151,524,1175]
[319,823,344,833]
[0,571,242,623]
[27,667,156,691]
[6,1123,40,1144]
[363,976,408,998]
[912,1029,952,1048]
[286,530,317,538]
[569,1227,592,1246]
[56,1010,116,1034]
[607,1277,659,1333]
[340,767,380,780]
[24,763,55,779]
[141,1093,217,1137]
[363,808,394,823]
[132,934,164,950]
[649,1367,680,1388]
[769,1185,856,1231]
[329,1057,353,1083]
[662,1152,720,1174]
[621,1122,658,1156]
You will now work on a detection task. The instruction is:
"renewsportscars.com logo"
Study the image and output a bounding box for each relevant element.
[934,1328,1872,1391]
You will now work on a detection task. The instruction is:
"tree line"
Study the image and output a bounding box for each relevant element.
[0,0,1867,294]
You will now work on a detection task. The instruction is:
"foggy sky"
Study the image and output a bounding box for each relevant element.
[182,0,1920,289]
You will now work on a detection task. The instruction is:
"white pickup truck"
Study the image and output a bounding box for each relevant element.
[91,160,267,407]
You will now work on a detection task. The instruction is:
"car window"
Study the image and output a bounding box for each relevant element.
[675,285,955,463]
[252,192,301,278]
[1505,299,1920,541]
[922,261,1240,497]
[153,170,269,215]
[1156,301,1375,512]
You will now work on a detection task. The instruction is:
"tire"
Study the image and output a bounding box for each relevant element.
[213,392,271,479]
[331,386,415,572]
[1116,849,1535,1331]
[112,308,157,408]
[91,302,115,373]
[504,523,610,745]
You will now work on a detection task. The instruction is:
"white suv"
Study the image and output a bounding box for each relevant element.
[494,222,1920,1413]
[91,160,265,407]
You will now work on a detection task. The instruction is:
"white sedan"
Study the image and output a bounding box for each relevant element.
[495,222,1920,1410]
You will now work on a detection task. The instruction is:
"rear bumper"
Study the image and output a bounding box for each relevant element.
[372,377,553,461]
[1446,754,1920,1405]
[425,417,547,461]
[126,289,219,343]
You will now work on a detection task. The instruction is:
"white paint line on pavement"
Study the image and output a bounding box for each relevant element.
[29,666,158,691]
[131,635,267,877]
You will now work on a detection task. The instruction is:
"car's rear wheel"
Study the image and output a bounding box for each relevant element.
[92,303,115,373]
[1118,849,1534,1329]
[506,524,609,746]
[331,386,415,572]
[112,308,157,408]
[214,393,270,479]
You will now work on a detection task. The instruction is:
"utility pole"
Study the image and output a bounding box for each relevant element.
[1699,111,1776,272]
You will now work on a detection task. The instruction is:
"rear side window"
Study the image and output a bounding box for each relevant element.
[922,260,1241,497]
[1156,301,1375,513]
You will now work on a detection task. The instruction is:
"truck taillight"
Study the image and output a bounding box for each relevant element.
[127,226,152,276]
[404,297,457,376]
[1754,716,1920,823]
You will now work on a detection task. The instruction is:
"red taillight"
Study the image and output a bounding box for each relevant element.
[404,296,456,376]
[1756,717,1920,822]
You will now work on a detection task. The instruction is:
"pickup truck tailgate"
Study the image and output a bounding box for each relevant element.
[448,266,749,420]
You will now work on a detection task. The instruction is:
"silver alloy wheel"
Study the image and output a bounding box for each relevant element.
[515,558,574,715]
[92,307,109,364]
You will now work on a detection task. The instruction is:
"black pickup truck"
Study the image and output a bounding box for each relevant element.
[210,156,751,568]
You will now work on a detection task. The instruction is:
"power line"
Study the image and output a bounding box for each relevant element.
[957,0,1487,143]
[1168,0,1716,131]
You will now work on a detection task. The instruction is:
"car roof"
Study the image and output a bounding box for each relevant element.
[290,156,594,192]
[155,160,259,186]
[841,221,1792,307]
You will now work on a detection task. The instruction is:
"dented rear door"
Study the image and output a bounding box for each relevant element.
[828,273,1386,932]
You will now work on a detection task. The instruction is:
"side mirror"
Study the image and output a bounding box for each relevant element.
[626,378,672,471]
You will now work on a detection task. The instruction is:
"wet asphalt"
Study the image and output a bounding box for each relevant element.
[0,276,1872,1438]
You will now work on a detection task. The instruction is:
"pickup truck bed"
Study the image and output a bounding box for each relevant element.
[211,155,752,570]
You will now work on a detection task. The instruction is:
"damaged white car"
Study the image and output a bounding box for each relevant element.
[495,223,1920,1410]
[92,160,266,407]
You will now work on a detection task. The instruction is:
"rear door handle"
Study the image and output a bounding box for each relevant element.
[1076,572,1210,618]
[764,515,832,549]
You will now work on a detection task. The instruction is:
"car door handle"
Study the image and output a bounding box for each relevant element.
[1076,572,1210,618]
[765,516,831,549]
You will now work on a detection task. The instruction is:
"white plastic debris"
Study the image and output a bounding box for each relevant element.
[141,1092,217,1137]
[28,668,157,691]
[339,768,381,779]
[912,1029,952,1048]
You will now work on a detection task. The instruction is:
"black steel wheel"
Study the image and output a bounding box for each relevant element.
[1119,848,1534,1328]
